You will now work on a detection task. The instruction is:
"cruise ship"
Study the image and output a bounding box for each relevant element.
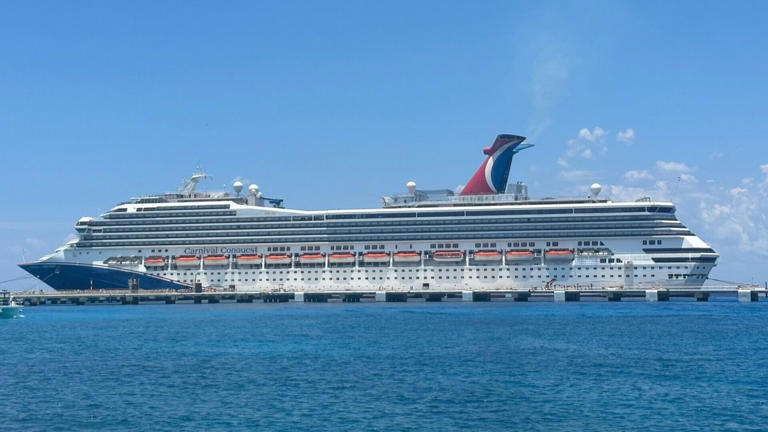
[20,134,718,291]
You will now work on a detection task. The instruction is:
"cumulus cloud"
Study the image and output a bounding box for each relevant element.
[578,127,606,142]
[616,128,635,144]
[623,169,653,182]
[656,160,693,173]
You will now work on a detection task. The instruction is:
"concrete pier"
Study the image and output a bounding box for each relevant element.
[738,289,759,303]
[554,290,580,302]
[645,290,670,302]
[9,287,766,307]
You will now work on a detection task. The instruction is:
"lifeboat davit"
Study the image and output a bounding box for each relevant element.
[545,249,575,261]
[236,254,262,264]
[299,253,325,264]
[433,250,464,262]
[328,253,355,264]
[175,255,200,267]
[505,250,535,262]
[473,250,502,262]
[145,256,165,267]
[363,252,390,263]
[203,255,228,265]
[265,254,292,265]
[393,252,421,263]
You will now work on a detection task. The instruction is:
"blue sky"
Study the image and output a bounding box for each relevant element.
[1,1,767,287]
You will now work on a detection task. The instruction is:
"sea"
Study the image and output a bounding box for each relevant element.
[1,299,767,431]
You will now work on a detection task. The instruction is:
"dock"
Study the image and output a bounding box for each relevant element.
[9,287,768,306]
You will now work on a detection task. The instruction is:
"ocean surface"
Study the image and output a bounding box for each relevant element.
[2,299,767,431]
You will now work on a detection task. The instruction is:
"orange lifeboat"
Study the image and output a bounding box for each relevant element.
[363,252,390,263]
[236,254,262,264]
[203,255,228,265]
[473,250,502,262]
[505,250,535,262]
[175,255,200,267]
[145,256,165,267]
[545,249,574,261]
[265,254,292,265]
[299,253,325,264]
[328,253,355,264]
[393,251,420,263]
[433,250,464,262]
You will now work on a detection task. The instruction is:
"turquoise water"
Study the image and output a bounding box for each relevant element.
[2,300,767,431]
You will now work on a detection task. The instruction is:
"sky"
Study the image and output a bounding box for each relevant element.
[1,1,767,288]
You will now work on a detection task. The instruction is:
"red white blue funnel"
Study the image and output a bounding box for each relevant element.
[460,134,532,195]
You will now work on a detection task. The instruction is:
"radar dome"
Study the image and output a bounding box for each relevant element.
[248,184,259,195]
[406,181,416,195]
[233,181,243,195]
[590,183,602,197]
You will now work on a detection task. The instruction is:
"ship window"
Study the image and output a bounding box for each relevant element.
[578,241,582,246]
[642,240,648,245]
[513,242,520,247]
[475,243,480,248]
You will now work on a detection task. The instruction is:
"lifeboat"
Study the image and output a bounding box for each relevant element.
[545,249,575,261]
[265,254,292,265]
[299,253,325,264]
[433,250,464,262]
[236,254,262,264]
[144,256,165,267]
[473,250,502,262]
[393,252,421,263]
[175,255,200,267]
[505,250,535,262]
[203,255,228,266]
[328,253,355,264]
[363,252,390,263]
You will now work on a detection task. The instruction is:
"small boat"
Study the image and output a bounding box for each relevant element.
[363,252,390,263]
[236,254,262,264]
[433,250,464,262]
[393,252,421,263]
[203,255,229,266]
[328,253,355,264]
[545,249,575,261]
[473,250,502,262]
[505,250,535,262]
[144,256,166,267]
[299,253,325,264]
[0,291,22,319]
[265,254,292,265]
[175,255,200,267]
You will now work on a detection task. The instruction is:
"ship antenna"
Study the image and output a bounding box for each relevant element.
[179,165,213,196]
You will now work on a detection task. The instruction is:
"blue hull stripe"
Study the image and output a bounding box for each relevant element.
[19,262,191,291]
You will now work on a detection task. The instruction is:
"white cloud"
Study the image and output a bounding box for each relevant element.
[578,127,606,142]
[581,148,592,159]
[558,170,595,182]
[761,164,768,174]
[623,169,653,182]
[616,128,635,144]
[556,157,568,167]
[679,173,698,184]
[709,151,725,159]
[655,160,693,173]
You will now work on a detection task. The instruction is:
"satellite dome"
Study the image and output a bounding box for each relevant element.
[248,184,259,195]
[406,181,416,195]
[590,183,602,197]
[233,181,243,195]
